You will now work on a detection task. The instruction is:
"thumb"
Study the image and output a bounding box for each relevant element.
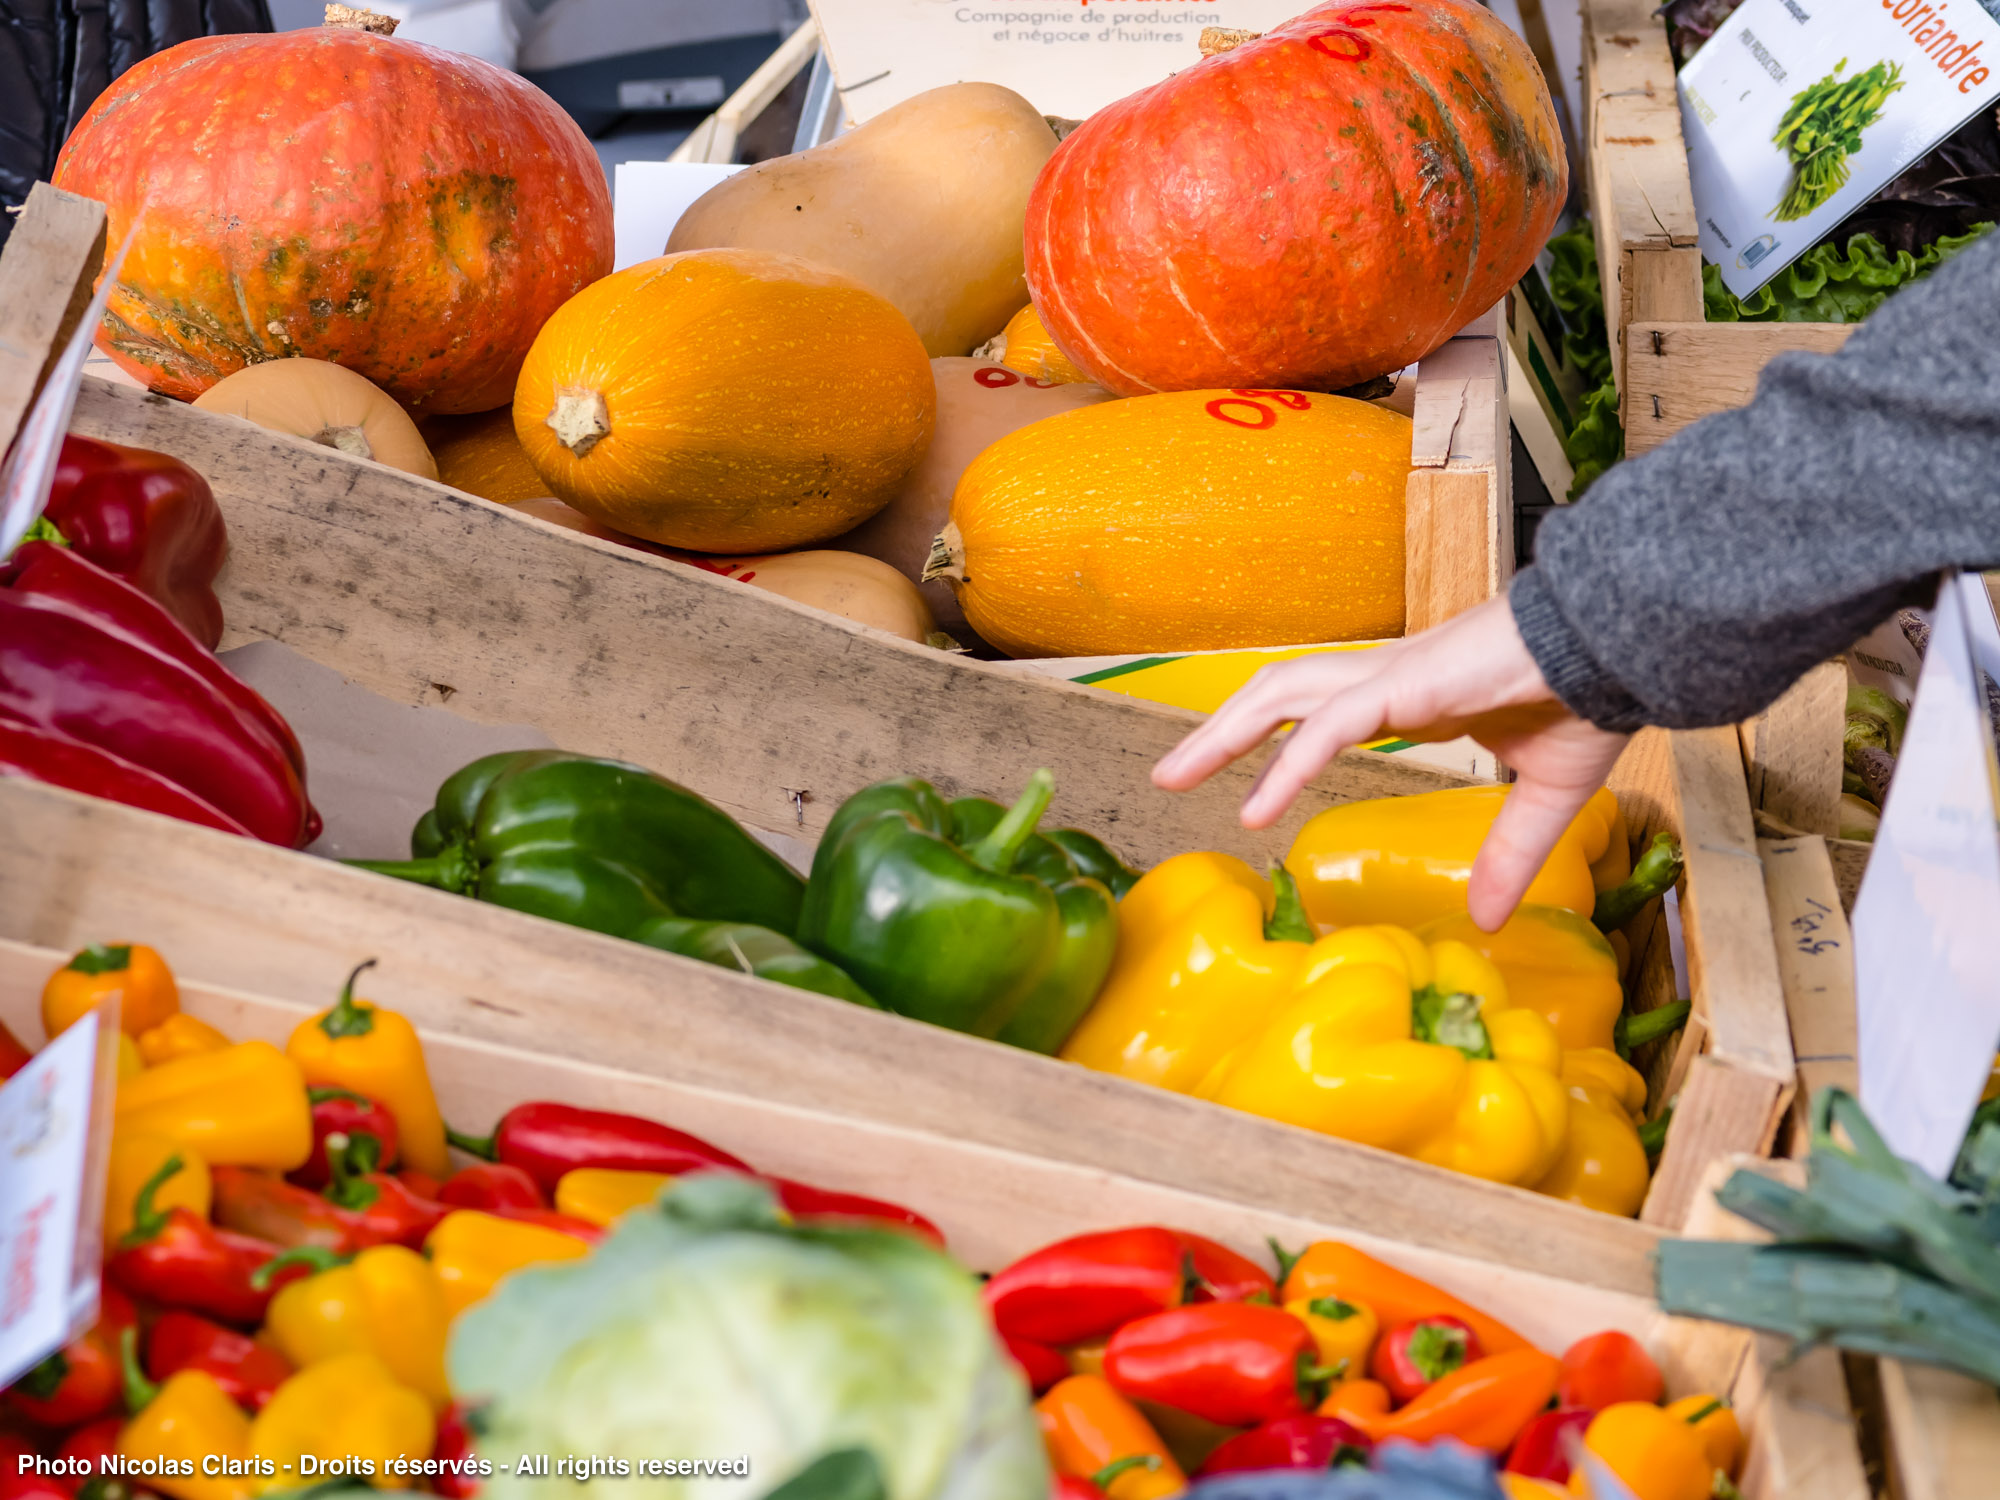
[1466,777,1601,931]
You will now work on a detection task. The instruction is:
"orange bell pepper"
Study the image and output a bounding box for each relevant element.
[44,943,178,1039]
[1570,1402,1711,1500]
[1316,1379,1391,1421]
[1037,1375,1186,1500]
[137,1014,232,1068]
[1350,1349,1560,1453]
[1502,1479,1569,1500]
[1278,1242,1528,1355]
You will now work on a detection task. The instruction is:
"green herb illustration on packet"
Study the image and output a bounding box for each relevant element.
[1771,58,1906,221]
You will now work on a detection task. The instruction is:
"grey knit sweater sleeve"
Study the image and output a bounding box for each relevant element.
[1509,230,2000,731]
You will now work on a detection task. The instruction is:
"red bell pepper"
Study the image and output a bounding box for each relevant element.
[1174,1232,1277,1304]
[108,1157,304,1323]
[1370,1316,1482,1405]
[1003,1334,1072,1395]
[0,1448,70,1500]
[767,1178,943,1247]
[444,1101,751,1194]
[44,435,228,648]
[1504,1406,1595,1483]
[0,1015,32,1080]
[0,543,316,846]
[211,1155,444,1255]
[289,1087,401,1190]
[432,1402,484,1499]
[0,720,252,836]
[1104,1302,1335,1426]
[5,1282,134,1427]
[143,1310,292,1412]
[984,1227,1187,1345]
[1198,1415,1371,1475]
[438,1163,545,1213]
[54,1418,142,1500]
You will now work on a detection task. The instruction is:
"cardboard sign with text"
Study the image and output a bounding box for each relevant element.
[1853,573,2000,1177]
[807,0,1323,122]
[0,1004,120,1389]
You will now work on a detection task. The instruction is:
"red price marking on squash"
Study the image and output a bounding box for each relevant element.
[974,367,1057,390]
[1304,4,1410,61]
[1204,389,1313,429]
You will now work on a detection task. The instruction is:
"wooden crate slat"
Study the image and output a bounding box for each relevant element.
[0,182,106,453]
[0,776,1671,1295]
[1878,1358,2000,1500]
[1625,321,1857,455]
[1757,835,1857,1151]
[1741,661,1847,840]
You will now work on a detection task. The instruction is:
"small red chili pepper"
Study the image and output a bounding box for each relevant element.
[1003,1335,1072,1394]
[1503,1406,1596,1482]
[211,1143,445,1255]
[1557,1330,1664,1411]
[984,1227,1187,1345]
[55,1418,146,1500]
[143,1310,293,1412]
[107,1156,304,1324]
[5,1282,134,1427]
[439,1162,546,1213]
[768,1178,944,1247]
[1199,1414,1372,1475]
[398,1168,445,1200]
[1053,1479,1102,1500]
[1174,1232,1277,1304]
[1104,1302,1337,1426]
[1370,1315,1482,1405]
[321,1132,451,1245]
[432,1401,483,1499]
[0,1433,62,1500]
[0,1017,33,1080]
[444,1101,750,1194]
[1047,1456,1162,1500]
[45,435,229,648]
[479,1206,608,1243]
[290,1087,401,1190]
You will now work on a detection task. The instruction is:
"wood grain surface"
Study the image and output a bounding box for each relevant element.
[1624,321,1857,454]
[1741,661,1848,840]
[0,183,106,454]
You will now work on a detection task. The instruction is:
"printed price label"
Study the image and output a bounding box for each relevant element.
[807,0,1325,123]
[1678,0,2000,298]
[0,1005,118,1389]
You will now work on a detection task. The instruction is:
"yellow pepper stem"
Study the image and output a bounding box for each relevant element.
[322,960,381,1040]
[1412,989,1492,1059]
[1265,866,1315,943]
[1593,833,1684,931]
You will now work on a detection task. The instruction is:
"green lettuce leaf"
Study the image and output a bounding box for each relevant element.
[1705,224,1994,322]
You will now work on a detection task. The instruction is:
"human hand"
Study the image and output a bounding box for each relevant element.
[1151,595,1630,928]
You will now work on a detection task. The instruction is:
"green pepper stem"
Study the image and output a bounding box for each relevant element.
[250,1244,350,1290]
[445,1126,498,1160]
[23,516,68,548]
[344,846,478,894]
[121,1154,186,1248]
[1593,833,1683,931]
[120,1326,158,1414]
[322,1131,383,1211]
[1617,999,1691,1056]
[1090,1457,1161,1490]
[1681,1397,1727,1426]
[319,960,379,1040]
[1267,1237,1302,1284]
[1637,1107,1674,1159]
[1264,866,1315,944]
[966,769,1055,875]
[67,943,133,977]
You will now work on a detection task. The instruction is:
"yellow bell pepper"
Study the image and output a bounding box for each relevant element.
[264,1245,450,1409]
[1286,1295,1379,1380]
[1531,1050,1653,1217]
[1284,787,1622,931]
[105,1132,212,1243]
[1417,905,1625,1053]
[137,1013,233,1068]
[425,1209,592,1318]
[116,1041,311,1171]
[1206,930,1571,1188]
[117,1330,264,1500]
[44,942,179,1039]
[1060,853,1315,1091]
[286,961,448,1178]
[116,1033,145,1080]
[554,1167,673,1227]
[251,1353,435,1490]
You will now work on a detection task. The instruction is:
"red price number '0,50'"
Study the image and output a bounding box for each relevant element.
[1204,389,1313,429]
[974,367,1058,390]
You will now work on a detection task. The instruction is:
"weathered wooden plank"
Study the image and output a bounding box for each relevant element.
[0,182,107,453]
[1405,469,1499,632]
[1643,1053,1786,1226]
[0,776,1669,1295]
[1878,1358,2000,1500]
[1757,835,1857,1153]
[1741,661,1847,839]
[1624,321,1857,453]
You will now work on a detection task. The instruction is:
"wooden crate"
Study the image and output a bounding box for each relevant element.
[0,936,1865,1498]
[1581,0,1855,455]
[0,187,1786,1252]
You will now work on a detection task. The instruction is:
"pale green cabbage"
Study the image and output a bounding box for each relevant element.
[447,1175,1045,1500]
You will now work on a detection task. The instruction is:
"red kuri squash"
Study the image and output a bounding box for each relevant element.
[52,12,612,415]
[1023,2,1565,396]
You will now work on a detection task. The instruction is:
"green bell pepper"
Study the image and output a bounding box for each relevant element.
[798,769,1114,1039]
[1043,828,1141,900]
[352,749,805,936]
[945,796,1117,1054]
[629,916,880,1010]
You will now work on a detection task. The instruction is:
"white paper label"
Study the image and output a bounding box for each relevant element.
[807,0,1324,122]
[1678,0,2000,298]
[1854,573,2000,1177]
[612,162,746,272]
[0,1013,107,1389]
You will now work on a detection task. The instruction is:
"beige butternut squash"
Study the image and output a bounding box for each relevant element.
[191,359,436,478]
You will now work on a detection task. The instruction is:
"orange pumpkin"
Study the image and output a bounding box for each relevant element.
[424,409,550,503]
[1024,1,1564,395]
[513,249,935,553]
[52,12,612,414]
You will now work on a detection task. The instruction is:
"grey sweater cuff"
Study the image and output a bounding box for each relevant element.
[1509,566,1648,732]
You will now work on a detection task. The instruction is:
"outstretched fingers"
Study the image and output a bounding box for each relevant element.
[1152,651,1391,790]
[1465,774,1604,930]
